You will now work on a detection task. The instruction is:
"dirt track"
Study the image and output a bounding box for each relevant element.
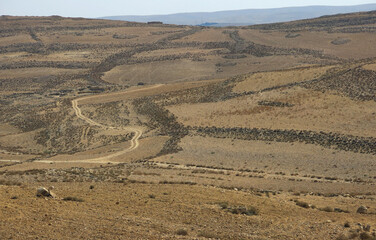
[37,84,163,164]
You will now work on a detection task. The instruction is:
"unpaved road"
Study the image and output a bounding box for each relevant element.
[37,84,163,164]
[0,160,21,163]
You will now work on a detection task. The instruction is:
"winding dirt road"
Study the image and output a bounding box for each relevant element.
[0,160,21,163]
[36,84,163,164]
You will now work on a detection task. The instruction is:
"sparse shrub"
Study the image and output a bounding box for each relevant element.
[360,232,374,240]
[89,185,94,189]
[349,232,359,239]
[158,180,196,185]
[334,208,349,213]
[229,206,259,216]
[176,229,188,236]
[198,231,219,238]
[148,194,156,199]
[296,201,310,208]
[62,196,84,202]
[218,202,228,209]
[336,234,349,240]
[0,179,22,186]
[320,206,334,212]
[344,222,350,228]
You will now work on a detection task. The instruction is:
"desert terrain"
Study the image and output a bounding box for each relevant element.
[0,12,376,239]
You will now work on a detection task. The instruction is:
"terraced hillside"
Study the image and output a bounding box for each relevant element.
[0,13,376,240]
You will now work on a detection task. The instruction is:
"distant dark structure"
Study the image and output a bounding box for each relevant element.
[147,21,163,25]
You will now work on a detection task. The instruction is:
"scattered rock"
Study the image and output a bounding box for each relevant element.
[357,206,368,214]
[363,224,371,232]
[36,187,56,198]
[285,33,301,38]
[331,38,351,45]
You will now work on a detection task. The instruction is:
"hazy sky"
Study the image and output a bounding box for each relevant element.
[1,0,376,17]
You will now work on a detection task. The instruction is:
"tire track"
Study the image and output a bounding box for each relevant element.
[80,126,90,144]
[0,160,21,162]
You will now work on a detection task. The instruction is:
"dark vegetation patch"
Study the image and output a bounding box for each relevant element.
[0,179,22,186]
[258,100,294,107]
[151,76,241,107]
[218,202,259,216]
[133,98,188,155]
[150,30,185,35]
[194,126,376,154]
[62,196,84,202]
[248,11,376,31]
[330,26,376,33]
[222,54,247,59]
[302,67,376,101]
[224,30,334,60]
[90,102,131,127]
[0,73,93,93]
[0,61,93,70]
[331,38,351,45]
[126,52,208,65]
[295,200,310,208]
[112,34,138,39]
[285,33,301,38]
[176,229,188,236]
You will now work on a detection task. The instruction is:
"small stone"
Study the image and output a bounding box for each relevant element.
[36,187,56,198]
[363,225,371,232]
[357,206,368,214]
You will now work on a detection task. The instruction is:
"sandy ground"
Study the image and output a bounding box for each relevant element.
[232,66,333,93]
[363,63,376,71]
[1,182,375,240]
[0,34,34,46]
[77,80,223,105]
[0,123,20,136]
[153,135,376,181]
[0,68,86,79]
[173,28,233,42]
[168,87,376,138]
[239,29,376,59]
[103,59,217,85]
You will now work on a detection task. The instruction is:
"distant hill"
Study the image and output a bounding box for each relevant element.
[101,4,376,26]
